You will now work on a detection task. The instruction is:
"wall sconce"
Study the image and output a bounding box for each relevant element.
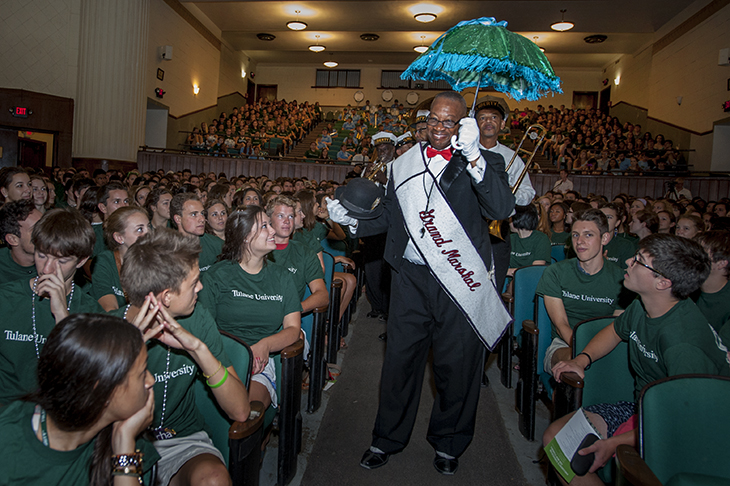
[193,85,200,95]
[241,68,247,79]
[614,76,620,86]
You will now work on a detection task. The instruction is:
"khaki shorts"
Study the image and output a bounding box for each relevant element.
[154,430,225,485]
[543,336,569,374]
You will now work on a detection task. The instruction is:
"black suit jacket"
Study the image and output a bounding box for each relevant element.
[357,145,515,272]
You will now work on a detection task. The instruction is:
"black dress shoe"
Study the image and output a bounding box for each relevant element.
[360,450,390,469]
[433,456,458,475]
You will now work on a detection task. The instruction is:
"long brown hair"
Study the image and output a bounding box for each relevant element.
[220,206,267,263]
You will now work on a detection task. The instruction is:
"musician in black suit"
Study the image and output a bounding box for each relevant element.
[328,91,515,475]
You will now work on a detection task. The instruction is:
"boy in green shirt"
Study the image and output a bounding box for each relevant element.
[694,231,730,333]
[599,202,637,270]
[115,228,250,486]
[508,204,551,275]
[171,192,223,272]
[543,234,729,486]
[0,200,41,284]
[538,209,629,373]
[0,208,102,405]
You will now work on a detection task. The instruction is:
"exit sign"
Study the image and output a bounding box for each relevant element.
[11,107,29,118]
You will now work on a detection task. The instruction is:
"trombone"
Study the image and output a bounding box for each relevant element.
[488,124,548,240]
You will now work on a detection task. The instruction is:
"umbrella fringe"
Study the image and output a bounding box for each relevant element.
[403,53,562,101]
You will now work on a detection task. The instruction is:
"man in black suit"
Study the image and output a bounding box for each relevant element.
[328,91,515,475]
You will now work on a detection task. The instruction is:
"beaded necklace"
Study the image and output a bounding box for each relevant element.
[124,305,175,440]
[31,277,75,359]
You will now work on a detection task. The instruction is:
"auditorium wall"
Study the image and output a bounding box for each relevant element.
[254,65,603,112]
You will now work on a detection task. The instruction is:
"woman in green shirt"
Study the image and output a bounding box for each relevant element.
[0,313,156,486]
[204,198,228,242]
[200,206,301,409]
[92,207,150,311]
[548,202,570,246]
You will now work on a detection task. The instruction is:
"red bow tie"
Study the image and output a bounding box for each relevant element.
[426,146,453,161]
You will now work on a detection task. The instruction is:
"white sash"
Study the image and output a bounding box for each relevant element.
[392,148,513,350]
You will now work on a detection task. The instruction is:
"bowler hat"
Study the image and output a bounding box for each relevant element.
[335,178,385,220]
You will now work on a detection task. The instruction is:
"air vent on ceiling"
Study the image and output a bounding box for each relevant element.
[257,33,276,41]
[360,33,380,41]
[584,35,608,44]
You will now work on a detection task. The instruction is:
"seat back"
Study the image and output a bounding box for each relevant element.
[534,295,554,375]
[572,316,634,408]
[551,245,565,263]
[640,375,730,484]
[194,331,252,466]
[512,265,548,338]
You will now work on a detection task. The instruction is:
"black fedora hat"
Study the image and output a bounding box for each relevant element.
[335,178,385,220]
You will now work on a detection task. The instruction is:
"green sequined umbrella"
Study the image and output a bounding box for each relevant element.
[401,17,562,102]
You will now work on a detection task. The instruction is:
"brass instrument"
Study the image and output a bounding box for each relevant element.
[489,124,548,240]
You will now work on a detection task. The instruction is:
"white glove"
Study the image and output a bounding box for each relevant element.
[325,197,358,226]
[451,117,482,162]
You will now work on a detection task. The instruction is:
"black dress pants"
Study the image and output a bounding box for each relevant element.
[362,234,390,315]
[371,260,485,458]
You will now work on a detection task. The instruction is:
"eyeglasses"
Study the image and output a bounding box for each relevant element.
[426,117,458,129]
[630,251,668,278]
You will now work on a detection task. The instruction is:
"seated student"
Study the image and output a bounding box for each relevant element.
[170,193,223,273]
[92,207,150,311]
[508,204,551,276]
[675,213,704,239]
[548,202,571,247]
[537,209,628,374]
[199,206,301,410]
[115,228,250,486]
[599,202,637,270]
[0,166,31,204]
[204,198,228,242]
[303,142,321,160]
[266,195,328,312]
[0,200,42,283]
[145,187,173,230]
[543,234,729,485]
[93,182,131,257]
[0,313,158,485]
[694,231,730,334]
[0,208,103,405]
[629,209,659,240]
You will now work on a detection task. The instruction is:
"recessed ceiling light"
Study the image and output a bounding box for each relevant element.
[414,13,437,23]
[287,10,307,31]
[324,61,338,68]
[551,9,574,32]
[257,33,276,41]
[309,35,325,52]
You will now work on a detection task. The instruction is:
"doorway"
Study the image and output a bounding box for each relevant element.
[145,98,169,149]
[18,138,46,172]
[257,85,277,103]
[572,91,598,110]
[599,87,611,113]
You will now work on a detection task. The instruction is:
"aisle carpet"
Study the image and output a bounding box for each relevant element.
[301,312,527,485]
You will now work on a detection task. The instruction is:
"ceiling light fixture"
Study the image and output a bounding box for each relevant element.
[533,36,545,53]
[287,10,307,31]
[414,12,437,23]
[324,61,338,68]
[309,35,325,52]
[551,9,574,32]
[414,35,428,53]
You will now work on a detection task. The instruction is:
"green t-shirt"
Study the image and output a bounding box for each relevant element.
[617,232,639,244]
[614,298,730,400]
[199,233,223,272]
[108,305,230,438]
[198,261,301,345]
[510,231,552,268]
[0,279,103,405]
[91,223,106,258]
[292,223,328,255]
[537,258,629,339]
[0,401,158,485]
[695,281,730,334]
[90,251,125,307]
[268,240,324,301]
[604,236,637,270]
[0,247,36,284]
[550,230,570,247]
